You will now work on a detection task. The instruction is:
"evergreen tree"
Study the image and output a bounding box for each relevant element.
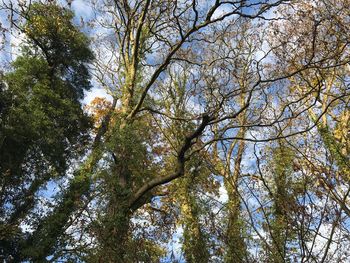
[0,3,93,260]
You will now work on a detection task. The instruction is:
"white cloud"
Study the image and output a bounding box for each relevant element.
[71,0,94,19]
[83,87,113,105]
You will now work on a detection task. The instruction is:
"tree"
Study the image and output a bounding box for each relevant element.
[0,2,93,261]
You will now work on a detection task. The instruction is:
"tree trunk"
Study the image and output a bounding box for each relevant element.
[224,139,247,263]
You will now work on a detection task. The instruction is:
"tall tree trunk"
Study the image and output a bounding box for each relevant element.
[180,175,210,263]
[269,145,293,263]
[224,137,247,263]
[98,194,131,263]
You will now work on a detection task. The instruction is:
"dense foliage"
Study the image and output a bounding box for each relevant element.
[0,3,93,261]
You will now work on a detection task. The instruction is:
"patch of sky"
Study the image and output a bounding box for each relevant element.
[162,226,185,263]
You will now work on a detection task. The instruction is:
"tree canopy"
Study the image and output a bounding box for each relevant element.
[0,0,349,262]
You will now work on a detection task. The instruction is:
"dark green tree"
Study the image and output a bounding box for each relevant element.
[0,2,93,261]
